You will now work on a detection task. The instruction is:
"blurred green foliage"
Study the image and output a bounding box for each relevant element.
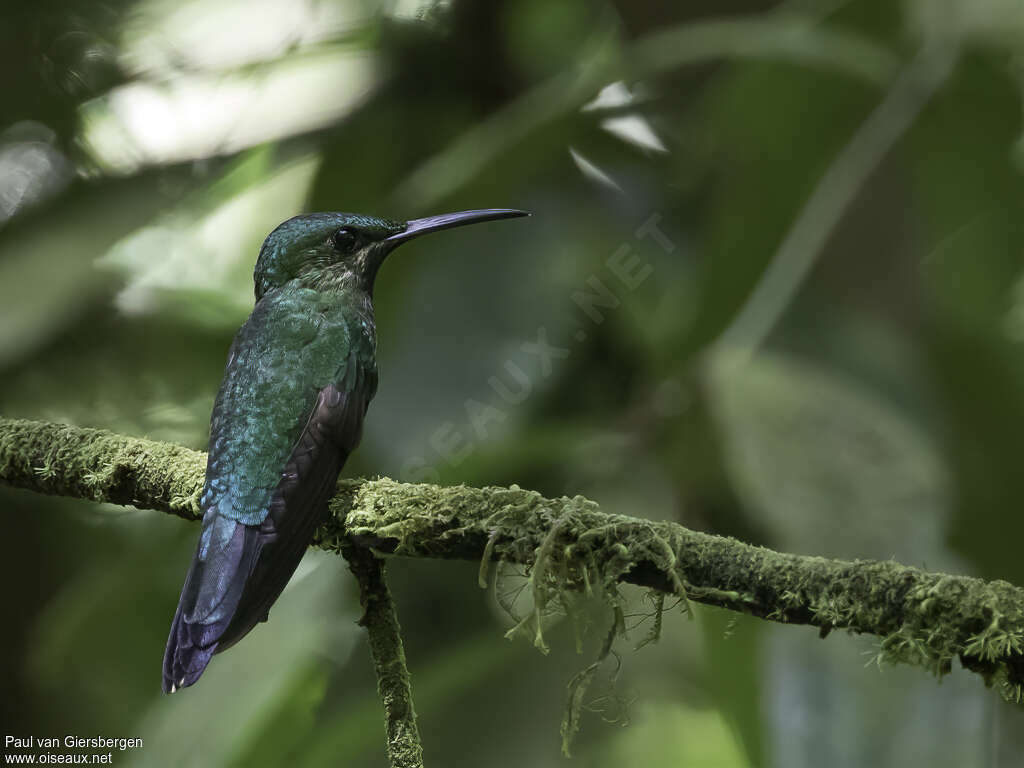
[2,0,1024,765]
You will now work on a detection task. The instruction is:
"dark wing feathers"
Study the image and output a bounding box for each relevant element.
[215,376,373,651]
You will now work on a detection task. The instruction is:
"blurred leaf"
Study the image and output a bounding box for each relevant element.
[584,698,750,768]
[0,171,194,367]
[98,146,321,330]
[706,350,950,562]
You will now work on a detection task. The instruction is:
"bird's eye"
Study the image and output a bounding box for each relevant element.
[332,227,358,251]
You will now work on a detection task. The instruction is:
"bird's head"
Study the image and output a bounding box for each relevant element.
[254,208,528,299]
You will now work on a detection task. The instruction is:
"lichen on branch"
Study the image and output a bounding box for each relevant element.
[4,415,1024,704]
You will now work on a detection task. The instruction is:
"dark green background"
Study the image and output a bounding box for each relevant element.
[2,0,1024,765]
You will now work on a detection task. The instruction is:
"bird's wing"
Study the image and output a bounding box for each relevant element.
[163,294,376,692]
[215,358,376,652]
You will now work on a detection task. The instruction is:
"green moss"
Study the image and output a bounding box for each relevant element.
[0,417,204,518]
[342,545,423,768]
[561,609,623,757]
[5,415,1024,741]
[333,478,700,753]
[328,476,1024,710]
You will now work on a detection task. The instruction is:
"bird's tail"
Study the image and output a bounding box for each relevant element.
[161,515,265,693]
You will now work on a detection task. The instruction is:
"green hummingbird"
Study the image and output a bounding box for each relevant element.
[163,208,528,693]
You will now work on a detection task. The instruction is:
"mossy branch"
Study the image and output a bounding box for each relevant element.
[4,416,1024,705]
[342,544,424,768]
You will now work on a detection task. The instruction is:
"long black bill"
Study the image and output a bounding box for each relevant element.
[387,208,529,246]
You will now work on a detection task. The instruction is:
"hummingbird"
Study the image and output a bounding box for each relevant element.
[162,208,528,693]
